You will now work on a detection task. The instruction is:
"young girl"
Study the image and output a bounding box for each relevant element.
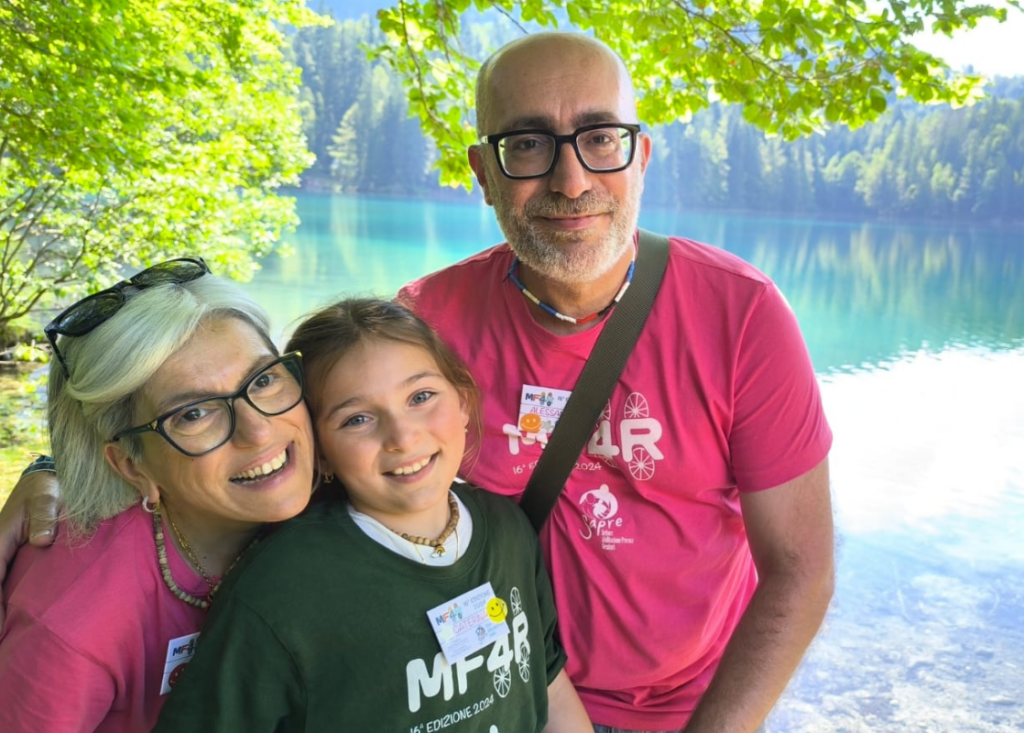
[153,298,593,733]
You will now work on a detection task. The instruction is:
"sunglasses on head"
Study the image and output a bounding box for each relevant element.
[45,257,211,378]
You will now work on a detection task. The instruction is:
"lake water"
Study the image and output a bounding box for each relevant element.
[242,192,1024,732]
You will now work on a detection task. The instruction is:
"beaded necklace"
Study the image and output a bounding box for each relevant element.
[152,507,262,609]
[409,527,460,564]
[381,492,459,557]
[506,252,636,325]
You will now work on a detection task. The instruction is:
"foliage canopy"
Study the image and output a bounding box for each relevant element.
[369,0,1023,187]
[295,18,1024,222]
[0,0,328,330]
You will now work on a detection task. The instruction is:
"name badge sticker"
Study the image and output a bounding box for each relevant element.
[427,582,508,664]
[160,632,201,695]
[518,384,572,439]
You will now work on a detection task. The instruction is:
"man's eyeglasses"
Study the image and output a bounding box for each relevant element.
[111,352,305,457]
[45,257,211,378]
[480,123,641,180]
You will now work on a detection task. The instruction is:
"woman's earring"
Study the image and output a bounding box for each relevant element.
[141,497,159,514]
[324,473,335,484]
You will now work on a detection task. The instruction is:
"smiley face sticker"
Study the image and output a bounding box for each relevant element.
[486,597,508,623]
[519,413,543,433]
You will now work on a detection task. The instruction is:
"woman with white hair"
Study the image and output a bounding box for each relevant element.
[0,257,316,732]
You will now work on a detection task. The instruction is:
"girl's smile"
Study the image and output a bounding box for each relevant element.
[315,338,469,539]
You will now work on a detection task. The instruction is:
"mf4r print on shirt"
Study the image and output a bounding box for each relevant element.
[406,586,532,729]
[509,388,662,552]
[505,389,665,481]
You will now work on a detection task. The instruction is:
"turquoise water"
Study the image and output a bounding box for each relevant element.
[243,192,1024,731]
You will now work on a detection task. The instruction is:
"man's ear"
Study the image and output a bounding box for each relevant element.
[104,444,160,505]
[468,145,494,206]
[637,132,652,175]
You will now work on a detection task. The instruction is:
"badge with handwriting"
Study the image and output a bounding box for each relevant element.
[517,384,572,439]
[427,582,508,664]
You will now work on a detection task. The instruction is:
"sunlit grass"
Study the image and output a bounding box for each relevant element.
[0,366,49,510]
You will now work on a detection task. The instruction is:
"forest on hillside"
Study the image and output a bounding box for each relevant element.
[293,17,1024,223]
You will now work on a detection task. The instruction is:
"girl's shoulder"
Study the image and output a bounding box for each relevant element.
[213,501,354,596]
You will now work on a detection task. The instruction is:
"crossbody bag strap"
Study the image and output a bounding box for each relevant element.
[518,229,671,532]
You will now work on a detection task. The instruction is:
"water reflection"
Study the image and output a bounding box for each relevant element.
[243,194,1024,731]
[773,348,1024,732]
[258,195,1024,371]
[639,209,1024,370]
[254,193,497,332]
[823,347,1024,549]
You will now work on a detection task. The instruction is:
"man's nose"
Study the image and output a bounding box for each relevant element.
[547,141,593,199]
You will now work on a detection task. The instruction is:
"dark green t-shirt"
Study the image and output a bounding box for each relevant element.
[153,484,567,733]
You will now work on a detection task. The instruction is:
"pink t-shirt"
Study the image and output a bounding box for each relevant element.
[400,233,832,730]
[0,504,207,733]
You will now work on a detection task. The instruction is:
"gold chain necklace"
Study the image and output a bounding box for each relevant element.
[384,492,459,557]
[152,507,262,609]
[168,512,217,589]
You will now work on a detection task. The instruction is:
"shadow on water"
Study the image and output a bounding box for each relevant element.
[244,194,1024,731]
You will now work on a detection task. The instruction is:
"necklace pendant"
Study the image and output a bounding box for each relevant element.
[432,545,446,558]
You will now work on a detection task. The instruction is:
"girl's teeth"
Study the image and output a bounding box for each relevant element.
[391,457,430,476]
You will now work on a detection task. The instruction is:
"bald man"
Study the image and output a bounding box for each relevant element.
[400,32,835,733]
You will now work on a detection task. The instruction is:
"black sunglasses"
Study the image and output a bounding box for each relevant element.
[45,257,211,378]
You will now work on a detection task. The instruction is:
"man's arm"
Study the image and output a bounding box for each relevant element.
[683,457,835,733]
[0,469,61,627]
[542,669,594,733]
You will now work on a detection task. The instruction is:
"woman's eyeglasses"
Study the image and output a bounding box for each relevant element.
[45,257,211,378]
[110,352,305,457]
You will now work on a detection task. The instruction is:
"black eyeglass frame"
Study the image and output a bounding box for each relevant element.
[480,123,642,180]
[110,351,306,458]
[45,257,211,378]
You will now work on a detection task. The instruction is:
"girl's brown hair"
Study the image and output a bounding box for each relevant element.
[284,297,481,465]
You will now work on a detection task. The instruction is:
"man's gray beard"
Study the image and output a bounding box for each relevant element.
[492,186,641,287]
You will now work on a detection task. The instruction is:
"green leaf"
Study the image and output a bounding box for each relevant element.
[0,0,328,327]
